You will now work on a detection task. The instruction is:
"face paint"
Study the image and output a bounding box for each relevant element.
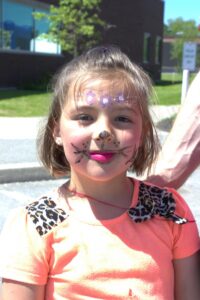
[72,140,133,165]
[95,130,120,150]
[58,78,142,181]
[71,142,90,164]
[81,90,132,108]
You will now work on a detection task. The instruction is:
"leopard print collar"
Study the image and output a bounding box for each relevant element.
[26,182,188,236]
[128,182,188,224]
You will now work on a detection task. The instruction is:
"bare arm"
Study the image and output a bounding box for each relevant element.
[147,71,200,189]
[1,279,45,300]
[173,251,200,300]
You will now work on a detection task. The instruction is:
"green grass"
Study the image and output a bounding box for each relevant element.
[153,82,182,105]
[0,72,196,116]
[153,73,195,105]
[0,90,51,117]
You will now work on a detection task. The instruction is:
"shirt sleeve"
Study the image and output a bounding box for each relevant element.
[169,188,200,259]
[146,70,200,189]
[0,207,50,285]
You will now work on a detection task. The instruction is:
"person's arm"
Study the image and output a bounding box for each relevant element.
[0,208,49,298]
[173,251,200,300]
[147,71,200,189]
[1,279,45,300]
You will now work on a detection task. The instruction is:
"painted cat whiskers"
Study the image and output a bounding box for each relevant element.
[71,140,134,165]
[71,142,90,164]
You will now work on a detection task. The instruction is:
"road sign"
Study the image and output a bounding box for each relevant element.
[182,42,197,71]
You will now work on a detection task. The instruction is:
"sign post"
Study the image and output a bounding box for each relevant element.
[181,42,197,102]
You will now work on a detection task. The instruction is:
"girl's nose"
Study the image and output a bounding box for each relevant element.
[93,127,120,149]
[92,115,120,148]
[94,129,118,150]
[92,115,113,140]
[93,116,113,140]
[95,130,113,142]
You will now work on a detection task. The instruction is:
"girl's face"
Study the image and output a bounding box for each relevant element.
[54,78,142,182]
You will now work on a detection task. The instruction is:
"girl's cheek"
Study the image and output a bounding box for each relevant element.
[120,131,140,145]
[63,134,90,151]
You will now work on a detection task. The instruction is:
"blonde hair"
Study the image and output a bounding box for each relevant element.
[37,45,159,177]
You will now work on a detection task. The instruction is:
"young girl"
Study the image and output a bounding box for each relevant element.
[0,46,199,300]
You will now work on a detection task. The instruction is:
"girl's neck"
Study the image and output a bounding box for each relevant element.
[69,173,131,201]
[64,174,134,220]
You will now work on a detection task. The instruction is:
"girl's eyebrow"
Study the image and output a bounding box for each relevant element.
[113,106,139,114]
[74,104,139,114]
[75,105,96,111]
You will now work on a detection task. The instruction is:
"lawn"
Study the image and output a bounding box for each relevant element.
[0,72,195,116]
[154,84,181,105]
[0,90,51,117]
[152,72,195,105]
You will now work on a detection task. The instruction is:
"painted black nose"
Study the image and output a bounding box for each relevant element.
[98,130,110,139]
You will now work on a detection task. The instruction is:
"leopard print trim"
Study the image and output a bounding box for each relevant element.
[26,196,69,236]
[128,182,188,224]
[26,183,188,236]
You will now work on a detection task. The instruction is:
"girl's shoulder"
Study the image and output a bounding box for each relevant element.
[25,191,69,237]
[25,180,72,236]
[1,184,70,240]
[129,179,194,224]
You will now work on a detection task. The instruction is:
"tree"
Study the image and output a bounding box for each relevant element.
[34,0,106,57]
[164,18,199,71]
[0,29,11,48]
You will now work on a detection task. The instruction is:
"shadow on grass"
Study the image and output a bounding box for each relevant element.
[0,89,46,100]
[155,80,182,86]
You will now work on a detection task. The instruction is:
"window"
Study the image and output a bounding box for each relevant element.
[155,36,161,64]
[3,0,33,50]
[0,0,61,54]
[143,32,151,63]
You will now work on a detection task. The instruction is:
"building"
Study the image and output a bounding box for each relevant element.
[0,0,164,88]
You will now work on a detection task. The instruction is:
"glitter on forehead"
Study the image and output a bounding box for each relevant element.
[85,90,96,105]
[100,95,111,107]
[84,90,131,107]
[116,93,125,103]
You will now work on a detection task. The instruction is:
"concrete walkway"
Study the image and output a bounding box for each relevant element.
[0,105,180,183]
[0,117,51,183]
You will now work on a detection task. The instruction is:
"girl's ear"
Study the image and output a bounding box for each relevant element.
[53,123,63,146]
[55,137,63,146]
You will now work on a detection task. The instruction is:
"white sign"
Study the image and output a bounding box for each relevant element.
[30,38,61,54]
[182,42,197,71]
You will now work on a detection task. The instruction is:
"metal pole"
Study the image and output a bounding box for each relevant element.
[181,69,189,103]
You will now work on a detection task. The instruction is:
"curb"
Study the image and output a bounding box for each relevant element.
[0,163,53,184]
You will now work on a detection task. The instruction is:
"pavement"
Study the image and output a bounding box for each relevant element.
[0,105,180,184]
[0,117,52,183]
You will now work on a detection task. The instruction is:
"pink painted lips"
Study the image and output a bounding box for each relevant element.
[89,152,115,163]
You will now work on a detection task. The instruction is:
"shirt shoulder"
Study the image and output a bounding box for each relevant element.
[131,180,200,258]
[129,180,190,224]
[0,190,70,284]
[26,194,69,236]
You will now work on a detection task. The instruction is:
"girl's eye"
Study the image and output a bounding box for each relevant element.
[76,114,93,122]
[115,116,132,123]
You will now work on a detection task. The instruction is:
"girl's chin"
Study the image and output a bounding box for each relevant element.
[71,161,128,181]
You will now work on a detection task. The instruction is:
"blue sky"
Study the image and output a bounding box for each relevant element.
[164,0,200,25]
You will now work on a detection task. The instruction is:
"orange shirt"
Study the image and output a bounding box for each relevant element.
[0,179,199,299]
